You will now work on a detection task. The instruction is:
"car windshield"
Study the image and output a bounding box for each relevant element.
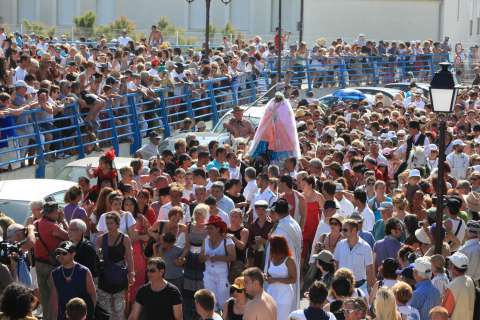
[213,115,261,134]
[57,166,98,184]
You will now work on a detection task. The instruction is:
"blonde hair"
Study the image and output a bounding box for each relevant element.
[193,203,209,224]
[374,288,398,320]
[392,281,412,305]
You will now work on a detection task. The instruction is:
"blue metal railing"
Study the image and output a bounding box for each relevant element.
[0,75,262,178]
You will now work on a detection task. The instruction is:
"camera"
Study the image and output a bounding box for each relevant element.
[0,242,21,265]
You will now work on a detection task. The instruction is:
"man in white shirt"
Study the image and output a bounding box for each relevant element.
[334,183,354,218]
[157,184,191,224]
[334,219,375,294]
[446,139,470,180]
[243,167,258,205]
[457,221,480,282]
[353,188,375,232]
[12,55,30,83]
[249,174,277,221]
[135,131,161,159]
[118,30,132,47]
[210,181,235,215]
[205,196,230,226]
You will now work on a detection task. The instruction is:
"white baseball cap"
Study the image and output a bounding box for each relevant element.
[452,139,466,147]
[447,252,469,270]
[413,257,432,274]
[408,169,421,178]
[429,144,438,151]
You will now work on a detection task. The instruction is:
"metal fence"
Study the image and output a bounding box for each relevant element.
[0,74,265,178]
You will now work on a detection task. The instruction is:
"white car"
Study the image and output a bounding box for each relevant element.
[0,179,76,224]
[158,106,266,152]
[55,156,149,183]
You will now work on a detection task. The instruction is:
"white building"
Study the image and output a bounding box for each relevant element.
[0,0,470,45]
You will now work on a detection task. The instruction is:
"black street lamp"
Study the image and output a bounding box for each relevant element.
[276,0,283,83]
[186,0,232,56]
[429,62,458,254]
[298,0,304,43]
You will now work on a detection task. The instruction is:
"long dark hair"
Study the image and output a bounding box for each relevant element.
[122,196,140,218]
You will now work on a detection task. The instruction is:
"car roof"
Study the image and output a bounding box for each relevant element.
[350,87,402,98]
[0,179,76,202]
[64,156,140,168]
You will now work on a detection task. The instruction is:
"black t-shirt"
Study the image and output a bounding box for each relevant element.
[136,282,182,320]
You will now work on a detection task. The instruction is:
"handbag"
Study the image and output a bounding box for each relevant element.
[98,233,128,294]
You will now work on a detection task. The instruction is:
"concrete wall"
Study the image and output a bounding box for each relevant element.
[0,0,444,44]
[441,0,480,46]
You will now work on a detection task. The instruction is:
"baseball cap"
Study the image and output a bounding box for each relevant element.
[55,241,76,255]
[254,200,269,208]
[14,80,28,88]
[335,183,344,192]
[447,252,469,270]
[349,211,364,222]
[408,169,421,178]
[378,202,393,211]
[231,276,245,290]
[312,250,335,264]
[413,257,432,274]
[147,131,162,139]
[6,223,25,240]
[415,227,432,245]
[452,139,466,147]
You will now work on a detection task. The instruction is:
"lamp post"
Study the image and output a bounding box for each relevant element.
[186,0,232,56]
[276,0,282,83]
[298,0,304,43]
[429,62,458,254]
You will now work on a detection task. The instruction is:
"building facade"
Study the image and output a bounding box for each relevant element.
[0,0,453,45]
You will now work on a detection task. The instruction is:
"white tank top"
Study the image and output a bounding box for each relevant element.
[204,236,234,274]
[267,258,289,278]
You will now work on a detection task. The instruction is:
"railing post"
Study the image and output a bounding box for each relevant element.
[31,112,45,178]
[429,54,435,79]
[399,55,407,82]
[305,59,313,92]
[339,59,347,88]
[127,94,142,155]
[157,90,171,138]
[230,81,239,106]
[70,103,85,159]
[207,81,219,125]
[373,59,379,85]
[183,84,195,119]
[249,75,256,103]
[106,105,120,156]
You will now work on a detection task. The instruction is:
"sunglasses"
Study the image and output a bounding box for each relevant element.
[231,287,244,293]
[341,228,350,232]
[330,222,340,226]
[56,251,69,256]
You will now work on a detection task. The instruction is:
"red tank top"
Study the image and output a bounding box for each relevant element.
[303,202,320,241]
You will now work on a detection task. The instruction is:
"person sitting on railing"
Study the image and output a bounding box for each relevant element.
[135,131,161,160]
[224,105,254,140]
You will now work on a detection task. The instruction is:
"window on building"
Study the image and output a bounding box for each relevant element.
[18,0,37,23]
[270,0,294,33]
[57,0,76,26]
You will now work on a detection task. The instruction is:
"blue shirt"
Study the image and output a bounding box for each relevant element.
[372,219,386,241]
[359,230,375,249]
[217,195,235,215]
[206,159,228,171]
[368,196,392,221]
[409,279,441,320]
[373,235,402,269]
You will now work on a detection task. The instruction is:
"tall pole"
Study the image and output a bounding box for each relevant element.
[299,0,304,43]
[205,0,211,55]
[276,0,282,83]
[435,117,446,254]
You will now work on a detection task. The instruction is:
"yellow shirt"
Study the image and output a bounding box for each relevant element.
[445,274,476,320]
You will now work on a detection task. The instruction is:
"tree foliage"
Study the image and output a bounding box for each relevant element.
[156,16,197,46]
[22,20,56,38]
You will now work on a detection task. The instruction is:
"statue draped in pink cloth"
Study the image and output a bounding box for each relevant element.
[248,92,301,164]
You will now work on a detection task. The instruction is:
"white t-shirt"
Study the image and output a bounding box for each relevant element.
[118,36,132,47]
[96,211,136,234]
[13,66,27,83]
[359,206,375,232]
[398,305,421,320]
[288,309,336,320]
[334,238,373,281]
[157,202,191,224]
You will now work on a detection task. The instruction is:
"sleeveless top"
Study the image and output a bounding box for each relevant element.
[52,263,93,320]
[104,233,125,263]
[228,227,246,262]
[267,258,289,278]
[303,202,320,241]
[204,237,234,274]
[226,298,243,320]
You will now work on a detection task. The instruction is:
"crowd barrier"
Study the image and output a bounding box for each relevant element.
[266,53,450,90]
[0,74,264,178]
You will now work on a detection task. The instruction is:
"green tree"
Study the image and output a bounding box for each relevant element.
[96,16,136,39]
[73,11,96,38]
[22,20,56,38]
[156,17,197,46]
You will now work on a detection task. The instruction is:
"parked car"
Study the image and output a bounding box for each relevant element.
[384,82,430,97]
[56,156,148,183]
[349,86,403,105]
[0,179,76,224]
[319,93,375,108]
[158,105,266,152]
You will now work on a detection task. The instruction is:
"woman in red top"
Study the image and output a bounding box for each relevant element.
[86,149,118,193]
[300,175,324,263]
[136,189,156,225]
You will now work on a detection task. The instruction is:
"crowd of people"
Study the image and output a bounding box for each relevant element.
[0,26,478,320]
